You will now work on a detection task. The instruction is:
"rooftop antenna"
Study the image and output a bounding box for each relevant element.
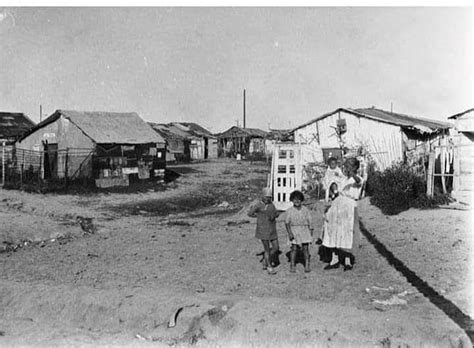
[243,89,246,129]
[40,104,42,122]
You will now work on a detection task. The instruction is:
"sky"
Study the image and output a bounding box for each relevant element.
[0,7,472,133]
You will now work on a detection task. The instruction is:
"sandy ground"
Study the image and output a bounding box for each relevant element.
[1,158,473,347]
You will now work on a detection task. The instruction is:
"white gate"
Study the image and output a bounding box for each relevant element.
[271,143,302,210]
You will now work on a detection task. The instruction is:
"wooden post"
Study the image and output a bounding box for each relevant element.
[65,148,69,188]
[427,151,435,197]
[2,141,5,186]
[1,141,5,186]
[453,134,460,198]
[440,140,447,194]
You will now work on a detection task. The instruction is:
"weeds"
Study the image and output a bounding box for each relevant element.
[367,162,451,215]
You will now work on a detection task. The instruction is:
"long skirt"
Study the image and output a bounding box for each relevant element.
[322,196,359,251]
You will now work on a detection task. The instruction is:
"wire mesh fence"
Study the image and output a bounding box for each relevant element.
[2,144,167,192]
[2,147,95,191]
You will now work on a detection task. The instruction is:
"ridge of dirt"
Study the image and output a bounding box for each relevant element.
[0,280,469,347]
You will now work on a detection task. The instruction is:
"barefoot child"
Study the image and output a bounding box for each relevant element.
[248,187,280,275]
[285,190,314,273]
[322,157,363,271]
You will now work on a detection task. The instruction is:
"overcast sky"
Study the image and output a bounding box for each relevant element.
[0,7,472,132]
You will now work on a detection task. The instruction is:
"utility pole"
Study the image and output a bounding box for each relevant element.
[243,89,246,129]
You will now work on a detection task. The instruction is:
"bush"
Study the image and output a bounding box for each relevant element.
[367,162,426,215]
[412,191,453,209]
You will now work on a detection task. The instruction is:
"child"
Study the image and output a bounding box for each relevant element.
[316,181,339,262]
[323,157,343,203]
[248,187,279,275]
[285,190,314,273]
[322,157,363,271]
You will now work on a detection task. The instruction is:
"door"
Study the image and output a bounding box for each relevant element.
[272,143,302,210]
[43,142,58,179]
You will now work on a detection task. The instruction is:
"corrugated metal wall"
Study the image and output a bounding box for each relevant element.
[295,111,403,170]
[15,116,95,179]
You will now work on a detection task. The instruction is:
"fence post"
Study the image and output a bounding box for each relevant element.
[440,141,447,194]
[426,151,435,197]
[65,148,69,189]
[2,141,5,186]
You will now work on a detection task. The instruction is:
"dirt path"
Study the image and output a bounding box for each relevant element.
[1,159,472,347]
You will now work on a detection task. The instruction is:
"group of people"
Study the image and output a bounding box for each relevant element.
[247,156,363,275]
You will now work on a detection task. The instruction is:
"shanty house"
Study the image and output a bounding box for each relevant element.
[218,126,268,158]
[15,110,166,188]
[167,122,218,160]
[1,112,35,183]
[0,112,35,145]
[292,107,451,170]
[264,129,293,157]
[149,123,190,162]
[448,108,474,204]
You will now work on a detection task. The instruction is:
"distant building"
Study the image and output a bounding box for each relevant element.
[150,122,217,161]
[170,122,218,160]
[217,126,268,157]
[15,110,166,188]
[149,123,189,162]
[0,112,35,145]
[264,128,293,156]
[0,112,35,182]
[448,108,474,204]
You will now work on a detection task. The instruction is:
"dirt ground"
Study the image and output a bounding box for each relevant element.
[1,158,473,347]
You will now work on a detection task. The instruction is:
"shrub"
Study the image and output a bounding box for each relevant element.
[367,162,426,215]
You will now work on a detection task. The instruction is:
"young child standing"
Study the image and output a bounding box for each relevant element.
[323,157,343,203]
[248,187,279,275]
[285,190,314,273]
[322,157,363,271]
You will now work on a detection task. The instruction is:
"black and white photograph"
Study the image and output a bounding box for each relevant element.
[0,4,473,347]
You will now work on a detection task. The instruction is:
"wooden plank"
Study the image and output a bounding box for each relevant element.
[453,137,461,193]
[426,152,435,197]
[440,142,447,194]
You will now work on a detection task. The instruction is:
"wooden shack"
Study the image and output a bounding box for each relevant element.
[15,110,166,188]
[292,107,451,171]
[217,126,268,158]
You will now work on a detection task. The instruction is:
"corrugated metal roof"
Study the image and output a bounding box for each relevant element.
[19,110,165,144]
[173,122,215,138]
[149,123,186,141]
[353,108,452,130]
[218,126,268,138]
[0,112,35,140]
[292,107,452,133]
[447,108,474,120]
[267,129,292,140]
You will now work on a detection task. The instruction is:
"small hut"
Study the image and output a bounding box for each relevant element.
[149,123,190,162]
[0,112,36,183]
[217,126,268,158]
[170,122,218,160]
